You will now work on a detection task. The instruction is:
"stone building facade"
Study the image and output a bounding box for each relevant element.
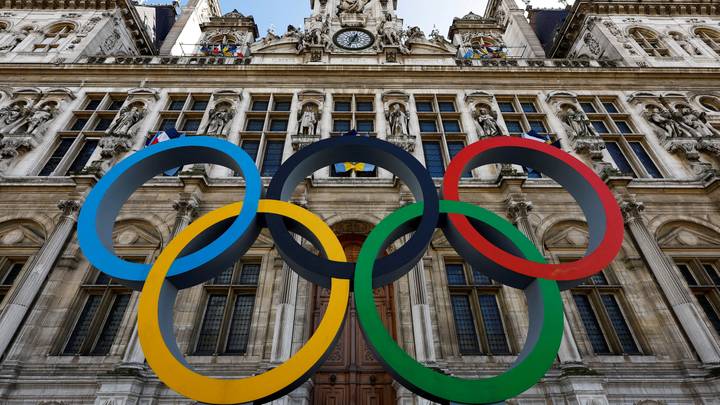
[0,0,719,404]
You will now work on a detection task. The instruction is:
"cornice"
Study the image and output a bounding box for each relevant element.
[550,0,720,58]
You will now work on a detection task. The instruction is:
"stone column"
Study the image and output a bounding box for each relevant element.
[505,195,584,365]
[120,197,199,365]
[621,197,720,364]
[0,199,80,358]
[270,261,300,363]
[407,258,437,363]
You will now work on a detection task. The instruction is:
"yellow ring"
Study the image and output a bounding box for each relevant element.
[138,200,349,404]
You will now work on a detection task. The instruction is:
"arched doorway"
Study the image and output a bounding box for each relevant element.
[311,221,397,404]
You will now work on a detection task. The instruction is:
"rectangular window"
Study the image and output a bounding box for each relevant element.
[445,263,467,285]
[419,120,438,133]
[601,294,640,354]
[450,295,481,354]
[521,102,537,113]
[334,101,351,112]
[497,102,515,113]
[269,119,288,132]
[603,102,619,114]
[239,263,261,285]
[70,118,88,131]
[192,99,209,111]
[416,101,434,112]
[629,142,662,179]
[356,101,374,112]
[447,141,471,178]
[422,141,445,177]
[212,266,235,285]
[39,138,75,176]
[605,142,636,177]
[615,121,633,134]
[261,141,284,177]
[591,121,610,134]
[273,101,291,112]
[472,268,493,285]
[333,120,351,133]
[528,121,547,134]
[182,119,202,132]
[438,101,456,112]
[168,99,186,111]
[677,264,698,286]
[159,118,176,131]
[66,140,98,174]
[697,295,720,335]
[91,294,130,355]
[241,140,260,163]
[478,294,510,354]
[108,100,125,111]
[63,295,103,355]
[580,102,597,114]
[442,120,461,133]
[1,261,23,286]
[573,294,611,354]
[246,119,264,132]
[504,120,523,134]
[225,294,255,354]
[357,120,374,133]
[252,100,269,111]
[195,294,227,354]
[85,99,102,111]
[94,118,114,131]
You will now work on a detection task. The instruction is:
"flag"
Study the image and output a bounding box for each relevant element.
[521,130,562,178]
[146,128,185,176]
[334,130,376,175]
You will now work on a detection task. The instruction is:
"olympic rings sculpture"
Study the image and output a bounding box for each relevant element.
[77,134,623,404]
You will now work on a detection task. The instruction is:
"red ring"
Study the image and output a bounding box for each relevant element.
[442,137,624,283]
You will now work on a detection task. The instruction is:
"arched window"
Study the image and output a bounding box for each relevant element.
[34,23,76,53]
[695,28,720,56]
[699,96,720,113]
[629,28,670,57]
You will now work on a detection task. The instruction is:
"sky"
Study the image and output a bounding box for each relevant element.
[218,0,570,36]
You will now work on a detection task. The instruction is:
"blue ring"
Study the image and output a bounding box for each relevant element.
[77,137,262,290]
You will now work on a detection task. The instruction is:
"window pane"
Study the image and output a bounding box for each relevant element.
[472,268,493,285]
[696,295,720,335]
[591,121,610,134]
[261,141,284,177]
[447,141,471,178]
[601,294,640,354]
[450,295,481,354]
[504,120,523,133]
[246,119,264,131]
[603,102,619,114]
[63,295,102,355]
[1,262,24,285]
[239,264,260,285]
[703,264,720,285]
[334,101,351,112]
[590,272,609,285]
[212,266,234,285]
[438,101,455,112]
[498,102,515,113]
[91,294,130,355]
[93,118,113,131]
[192,100,209,111]
[159,118,176,131]
[225,294,255,353]
[573,294,611,354]
[422,141,445,177]
[416,101,433,112]
[182,119,201,132]
[478,294,510,354]
[94,271,112,285]
[70,118,88,131]
[269,119,288,132]
[39,138,74,175]
[605,142,636,177]
[195,294,227,354]
[241,140,260,162]
[66,140,98,174]
[85,99,102,111]
[629,142,662,179]
[108,100,125,110]
[676,264,698,286]
[356,101,374,112]
[333,120,351,133]
[274,101,291,111]
[442,120,461,133]
[528,121,547,133]
[251,100,269,111]
[420,120,438,133]
[445,263,466,285]
[580,102,596,113]
[615,121,633,134]
[168,99,186,110]
[357,120,374,132]
[521,102,537,113]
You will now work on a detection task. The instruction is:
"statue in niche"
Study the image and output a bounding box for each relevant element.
[205,106,235,136]
[644,105,684,138]
[678,105,720,137]
[297,104,319,135]
[301,14,331,51]
[472,105,502,137]
[560,105,597,138]
[386,103,409,136]
[106,105,145,137]
[337,0,371,15]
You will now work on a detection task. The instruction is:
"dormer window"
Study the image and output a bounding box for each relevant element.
[695,28,720,56]
[629,28,670,57]
[34,23,76,53]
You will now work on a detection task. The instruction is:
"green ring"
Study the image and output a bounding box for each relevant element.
[354,200,564,404]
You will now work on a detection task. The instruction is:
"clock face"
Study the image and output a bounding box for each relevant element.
[334,29,374,50]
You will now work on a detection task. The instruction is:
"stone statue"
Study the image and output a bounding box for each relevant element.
[560,106,597,138]
[386,104,409,136]
[298,104,319,135]
[406,26,425,42]
[301,15,331,52]
[472,106,502,137]
[106,105,145,137]
[24,104,56,135]
[670,32,701,56]
[378,15,408,53]
[678,106,720,138]
[644,105,684,138]
[338,0,371,14]
[205,107,235,136]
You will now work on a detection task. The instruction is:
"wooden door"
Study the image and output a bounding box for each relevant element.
[311,234,397,405]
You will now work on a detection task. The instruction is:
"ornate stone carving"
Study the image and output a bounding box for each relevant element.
[337,0,371,15]
[105,104,145,138]
[204,104,235,137]
[0,101,58,170]
[385,103,415,152]
[505,196,533,224]
[472,103,502,138]
[378,15,407,54]
[583,32,601,55]
[620,197,645,223]
[57,200,81,217]
[293,102,321,150]
[173,198,199,220]
[559,104,598,139]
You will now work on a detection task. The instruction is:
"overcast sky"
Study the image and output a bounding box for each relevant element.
[221,0,570,36]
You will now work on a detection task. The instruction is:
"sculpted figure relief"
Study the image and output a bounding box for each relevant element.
[205,106,235,136]
[301,15,331,52]
[338,0,371,14]
[23,104,56,135]
[298,104,319,135]
[386,103,409,137]
[472,105,502,137]
[0,102,28,126]
[560,105,597,138]
[644,103,720,139]
[678,105,720,137]
[644,105,683,138]
[106,105,145,137]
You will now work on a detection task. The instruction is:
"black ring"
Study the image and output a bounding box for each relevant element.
[266,135,440,289]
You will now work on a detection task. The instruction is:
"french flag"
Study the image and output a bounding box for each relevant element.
[146,128,185,176]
